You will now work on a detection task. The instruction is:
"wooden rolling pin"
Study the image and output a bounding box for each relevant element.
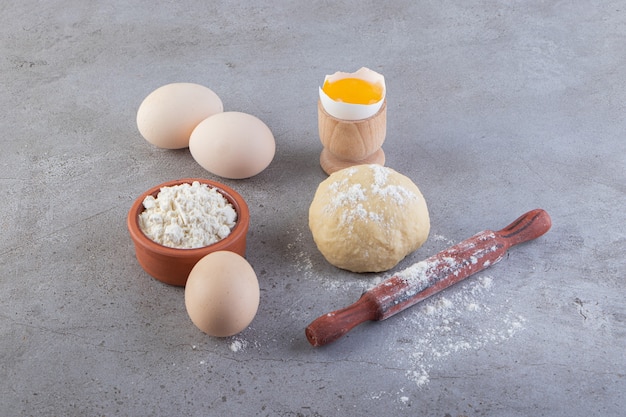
[305,209,552,347]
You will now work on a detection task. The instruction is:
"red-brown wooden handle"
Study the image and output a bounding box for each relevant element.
[305,209,551,347]
[304,292,379,348]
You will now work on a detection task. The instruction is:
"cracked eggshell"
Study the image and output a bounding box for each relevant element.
[319,67,386,121]
[136,83,223,149]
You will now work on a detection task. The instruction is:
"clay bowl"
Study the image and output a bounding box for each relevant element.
[127,178,250,286]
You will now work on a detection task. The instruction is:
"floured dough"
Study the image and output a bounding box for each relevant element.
[309,164,430,273]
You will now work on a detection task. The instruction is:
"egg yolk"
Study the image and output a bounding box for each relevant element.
[322,78,384,105]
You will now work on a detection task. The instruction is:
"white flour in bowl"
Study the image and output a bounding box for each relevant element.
[139,181,237,249]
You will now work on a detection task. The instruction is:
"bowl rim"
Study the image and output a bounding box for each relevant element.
[127,178,250,258]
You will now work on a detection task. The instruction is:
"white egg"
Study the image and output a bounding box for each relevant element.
[189,112,275,179]
[185,251,260,337]
[136,83,223,149]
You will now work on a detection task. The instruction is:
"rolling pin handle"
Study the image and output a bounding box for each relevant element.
[305,293,380,347]
[496,208,552,247]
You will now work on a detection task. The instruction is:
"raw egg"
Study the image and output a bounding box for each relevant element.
[319,67,386,121]
[185,251,260,337]
[189,111,275,179]
[136,83,223,149]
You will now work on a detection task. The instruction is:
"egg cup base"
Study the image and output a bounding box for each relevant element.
[320,148,385,175]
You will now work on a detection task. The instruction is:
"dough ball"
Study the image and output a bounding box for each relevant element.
[309,164,430,273]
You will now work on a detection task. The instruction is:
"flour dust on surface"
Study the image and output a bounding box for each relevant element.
[285,227,527,400]
[391,274,526,390]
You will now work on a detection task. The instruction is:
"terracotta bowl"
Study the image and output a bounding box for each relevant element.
[127,178,250,286]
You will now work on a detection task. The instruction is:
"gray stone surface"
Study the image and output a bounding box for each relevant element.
[1,1,625,416]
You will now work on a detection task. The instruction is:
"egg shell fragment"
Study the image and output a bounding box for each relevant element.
[189,111,276,179]
[137,83,223,149]
[185,251,260,337]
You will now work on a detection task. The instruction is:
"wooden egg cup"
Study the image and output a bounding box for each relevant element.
[318,100,387,175]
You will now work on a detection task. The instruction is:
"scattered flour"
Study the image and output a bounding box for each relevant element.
[466,302,481,312]
[431,234,455,245]
[285,227,379,292]
[286,230,314,278]
[393,274,526,389]
[406,366,430,387]
[229,339,248,352]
